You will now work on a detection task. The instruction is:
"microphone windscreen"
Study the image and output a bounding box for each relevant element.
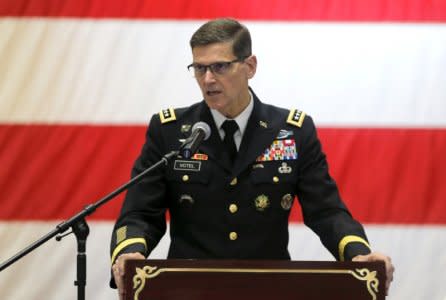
[191,122,211,140]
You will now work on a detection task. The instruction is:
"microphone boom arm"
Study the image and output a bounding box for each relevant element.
[0,150,179,300]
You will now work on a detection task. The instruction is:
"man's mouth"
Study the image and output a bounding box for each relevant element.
[206,90,221,96]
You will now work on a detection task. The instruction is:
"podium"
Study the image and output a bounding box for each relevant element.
[123,259,386,300]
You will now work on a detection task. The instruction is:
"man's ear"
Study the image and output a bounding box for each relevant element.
[245,55,257,79]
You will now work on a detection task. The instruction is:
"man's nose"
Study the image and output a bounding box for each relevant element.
[203,68,216,83]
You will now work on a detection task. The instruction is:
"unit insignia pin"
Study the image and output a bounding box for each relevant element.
[192,153,208,161]
[259,121,268,128]
[281,194,293,210]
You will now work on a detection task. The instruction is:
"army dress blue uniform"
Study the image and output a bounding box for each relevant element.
[110,90,371,286]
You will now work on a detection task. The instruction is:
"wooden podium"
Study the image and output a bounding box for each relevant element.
[123,259,385,300]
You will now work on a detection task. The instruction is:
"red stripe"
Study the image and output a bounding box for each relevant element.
[1,125,445,223]
[0,124,145,221]
[1,0,446,21]
[314,128,446,224]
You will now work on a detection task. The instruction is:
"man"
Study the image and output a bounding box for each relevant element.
[110,18,394,298]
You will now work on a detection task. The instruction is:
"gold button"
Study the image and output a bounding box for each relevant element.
[229,232,238,240]
[182,175,189,182]
[229,204,238,213]
[230,177,238,186]
[273,176,279,183]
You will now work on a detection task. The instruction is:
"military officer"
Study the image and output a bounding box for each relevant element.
[110,18,394,299]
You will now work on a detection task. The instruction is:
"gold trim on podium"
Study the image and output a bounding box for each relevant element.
[132,265,380,300]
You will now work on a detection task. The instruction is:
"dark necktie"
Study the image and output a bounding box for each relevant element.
[221,120,239,163]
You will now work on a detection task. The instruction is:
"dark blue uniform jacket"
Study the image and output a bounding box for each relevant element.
[110,90,371,287]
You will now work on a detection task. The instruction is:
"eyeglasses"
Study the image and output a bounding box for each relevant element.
[187,57,246,77]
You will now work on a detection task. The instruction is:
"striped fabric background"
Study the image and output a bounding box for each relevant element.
[0,1,445,299]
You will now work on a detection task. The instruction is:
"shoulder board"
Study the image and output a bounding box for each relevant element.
[159,108,176,124]
[286,109,306,128]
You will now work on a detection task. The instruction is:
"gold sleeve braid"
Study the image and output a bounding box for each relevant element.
[111,238,147,264]
[338,235,371,261]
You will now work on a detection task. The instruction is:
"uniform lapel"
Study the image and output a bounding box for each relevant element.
[233,95,278,176]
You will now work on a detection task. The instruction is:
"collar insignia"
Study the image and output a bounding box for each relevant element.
[259,120,268,128]
[181,124,191,133]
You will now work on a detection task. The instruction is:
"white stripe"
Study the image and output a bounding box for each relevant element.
[0,222,445,300]
[0,19,445,126]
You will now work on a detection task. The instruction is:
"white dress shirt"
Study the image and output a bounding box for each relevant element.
[210,92,254,150]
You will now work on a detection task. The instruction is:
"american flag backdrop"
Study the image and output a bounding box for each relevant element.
[0,1,446,299]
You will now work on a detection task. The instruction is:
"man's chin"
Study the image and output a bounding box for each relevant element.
[204,97,225,110]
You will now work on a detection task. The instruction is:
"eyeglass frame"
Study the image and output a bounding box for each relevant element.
[187,56,248,77]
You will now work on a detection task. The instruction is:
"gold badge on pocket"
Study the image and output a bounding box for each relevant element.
[255,194,270,211]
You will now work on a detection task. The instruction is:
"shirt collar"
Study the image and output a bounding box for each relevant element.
[210,91,254,137]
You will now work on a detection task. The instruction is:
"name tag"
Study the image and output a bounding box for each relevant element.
[174,160,201,172]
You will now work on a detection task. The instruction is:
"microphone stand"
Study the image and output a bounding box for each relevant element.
[0,150,179,300]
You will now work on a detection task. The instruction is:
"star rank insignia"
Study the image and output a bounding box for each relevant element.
[287,109,306,128]
[159,108,176,124]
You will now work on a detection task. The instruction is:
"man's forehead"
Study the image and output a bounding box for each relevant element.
[192,42,235,62]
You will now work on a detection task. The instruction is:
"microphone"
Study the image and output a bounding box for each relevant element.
[180,122,211,159]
